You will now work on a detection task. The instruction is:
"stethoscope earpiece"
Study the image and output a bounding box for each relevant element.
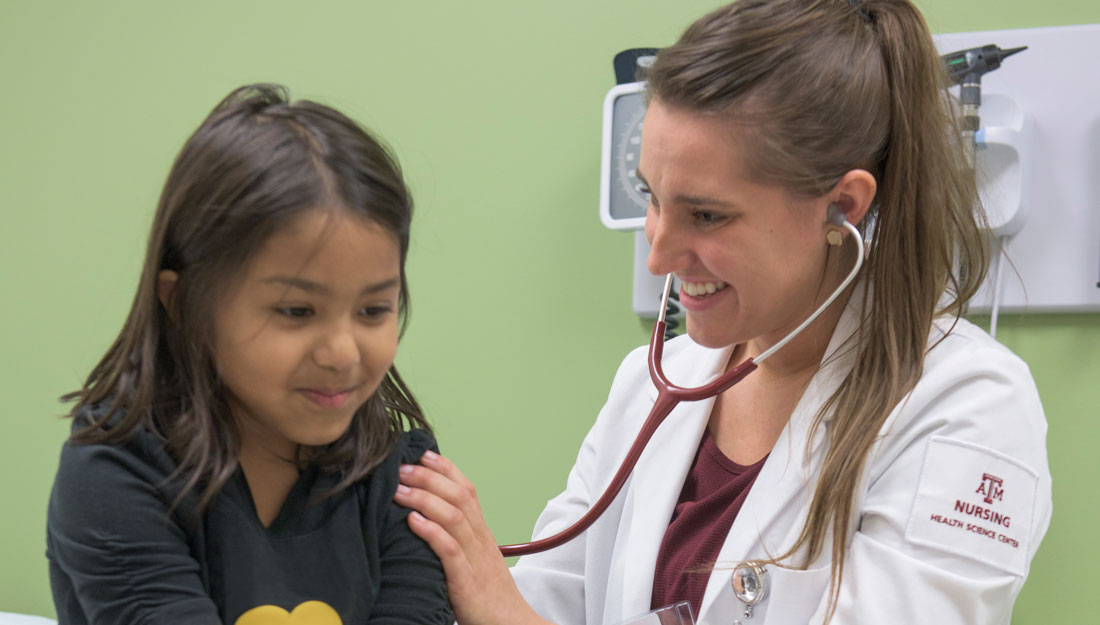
[826,202,847,227]
[826,203,849,246]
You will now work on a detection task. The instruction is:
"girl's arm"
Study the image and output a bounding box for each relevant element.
[367,429,458,625]
[47,439,221,625]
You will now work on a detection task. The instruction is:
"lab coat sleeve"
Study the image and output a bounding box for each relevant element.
[811,329,1052,624]
[511,344,653,625]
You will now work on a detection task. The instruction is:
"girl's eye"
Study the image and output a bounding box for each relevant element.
[360,304,394,319]
[276,306,313,319]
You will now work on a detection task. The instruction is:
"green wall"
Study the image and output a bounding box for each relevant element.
[2,1,1097,622]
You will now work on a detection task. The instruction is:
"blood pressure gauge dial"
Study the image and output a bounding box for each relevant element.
[599,81,649,230]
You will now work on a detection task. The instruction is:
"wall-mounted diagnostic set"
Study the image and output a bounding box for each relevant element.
[599,25,1100,331]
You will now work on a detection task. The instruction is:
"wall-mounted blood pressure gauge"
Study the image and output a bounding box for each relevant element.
[599,49,681,321]
[599,81,649,230]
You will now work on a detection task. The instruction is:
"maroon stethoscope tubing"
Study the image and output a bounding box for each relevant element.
[498,319,758,557]
[497,212,862,557]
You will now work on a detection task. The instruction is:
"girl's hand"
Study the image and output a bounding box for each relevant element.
[395,451,551,625]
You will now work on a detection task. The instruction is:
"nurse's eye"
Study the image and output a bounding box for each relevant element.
[693,210,725,227]
[275,306,313,319]
[639,185,659,210]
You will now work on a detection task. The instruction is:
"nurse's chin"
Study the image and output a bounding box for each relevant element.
[681,322,745,351]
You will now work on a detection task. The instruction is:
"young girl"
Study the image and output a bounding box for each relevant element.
[46,84,453,625]
[395,1,1051,624]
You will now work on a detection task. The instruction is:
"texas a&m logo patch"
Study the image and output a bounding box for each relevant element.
[905,437,1038,576]
[976,473,1004,504]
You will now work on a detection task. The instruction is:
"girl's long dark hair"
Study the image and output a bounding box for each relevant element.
[63,84,430,513]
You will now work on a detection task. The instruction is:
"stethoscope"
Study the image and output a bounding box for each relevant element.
[498,205,865,573]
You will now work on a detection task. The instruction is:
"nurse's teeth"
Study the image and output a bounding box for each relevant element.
[683,280,727,298]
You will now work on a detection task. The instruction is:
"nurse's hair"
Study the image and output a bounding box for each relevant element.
[647,0,986,617]
[62,84,430,514]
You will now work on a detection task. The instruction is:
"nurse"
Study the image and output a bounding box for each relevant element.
[394,0,1052,623]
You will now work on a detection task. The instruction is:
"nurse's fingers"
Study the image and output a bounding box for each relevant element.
[398,491,480,565]
[400,451,488,526]
[395,465,485,549]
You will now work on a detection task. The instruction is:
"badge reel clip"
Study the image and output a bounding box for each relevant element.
[614,601,694,625]
[731,564,769,625]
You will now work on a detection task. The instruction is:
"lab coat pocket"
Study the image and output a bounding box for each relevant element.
[760,565,830,625]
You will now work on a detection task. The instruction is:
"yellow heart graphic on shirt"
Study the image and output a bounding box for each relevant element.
[234,600,343,625]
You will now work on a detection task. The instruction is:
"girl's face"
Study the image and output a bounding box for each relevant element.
[211,208,401,461]
[639,99,833,350]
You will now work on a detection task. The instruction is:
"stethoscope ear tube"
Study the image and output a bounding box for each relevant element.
[755,218,864,364]
[497,218,863,557]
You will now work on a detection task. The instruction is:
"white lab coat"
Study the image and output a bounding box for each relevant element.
[511,295,1052,625]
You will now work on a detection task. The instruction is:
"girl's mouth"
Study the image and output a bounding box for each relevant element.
[299,388,354,409]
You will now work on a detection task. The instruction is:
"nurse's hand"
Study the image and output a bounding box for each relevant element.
[395,451,552,625]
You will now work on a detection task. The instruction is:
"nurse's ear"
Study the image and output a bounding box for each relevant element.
[827,169,877,227]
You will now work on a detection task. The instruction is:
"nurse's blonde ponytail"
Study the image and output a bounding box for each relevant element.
[647,0,986,619]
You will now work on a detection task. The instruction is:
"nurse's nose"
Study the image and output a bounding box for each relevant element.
[312,323,361,371]
[645,208,693,276]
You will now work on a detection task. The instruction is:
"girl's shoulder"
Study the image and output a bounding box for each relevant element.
[49,405,199,545]
[367,428,438,477]
[349,428,439,496]
[344,428,439,527]
[395,428,439,464]
[58,403,180,486]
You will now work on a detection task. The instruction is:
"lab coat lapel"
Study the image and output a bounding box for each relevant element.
[695,290,864,624]
[617,339,734,619]
[692,371,833,624]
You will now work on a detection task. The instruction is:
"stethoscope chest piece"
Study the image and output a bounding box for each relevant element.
[730,564,769,624]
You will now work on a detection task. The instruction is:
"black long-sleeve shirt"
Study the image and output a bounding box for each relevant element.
[47,422,452,625]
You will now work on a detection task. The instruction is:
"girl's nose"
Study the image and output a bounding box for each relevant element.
[312,325,361,371]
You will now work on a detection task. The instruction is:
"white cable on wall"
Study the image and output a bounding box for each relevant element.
[989,236,1008,338]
